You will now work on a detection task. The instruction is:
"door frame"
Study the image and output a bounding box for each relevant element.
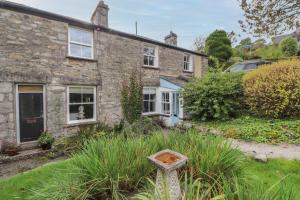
[16,84,46,144]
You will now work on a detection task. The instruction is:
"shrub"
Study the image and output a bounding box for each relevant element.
[183,72,244,121]
[208,56,220,71]
[280,37,299,57]
[121,70,143,124]
[30,130,244,199]
[121,117,162,137]
[243,60,300,118]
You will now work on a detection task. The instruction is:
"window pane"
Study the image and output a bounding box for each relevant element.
[70,28,82,43]
[149,57,154,66]
[144,47,155,56]
[144,94,149,101]
[69,104,94,121]
[70,43,82,57]
[150,101,155,112]
[150,94,156,100]
[82,93,94,103]
[70,93,81,103]
[144,56,149,65]
[82,46,92,58]
[143,101,149,113]
[82,31,93,45]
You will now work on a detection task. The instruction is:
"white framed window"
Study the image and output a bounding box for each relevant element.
[184,54,193,72]
[144,47,158,67]
[143,88,156,114]
[67,86,96,124]
[161,92,170,115]
[68,27,94,59]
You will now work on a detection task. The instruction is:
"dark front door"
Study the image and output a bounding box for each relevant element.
[18,85,44,142]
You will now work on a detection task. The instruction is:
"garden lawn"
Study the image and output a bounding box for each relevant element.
[245,159,300,199]
[197,115,300,144]
[0,160,68,200]
[0,158,300,199]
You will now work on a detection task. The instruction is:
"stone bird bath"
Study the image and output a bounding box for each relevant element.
[148,149,188,200]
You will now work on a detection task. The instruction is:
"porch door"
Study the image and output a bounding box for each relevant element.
[171,92,180,126]
[18,85,44,142]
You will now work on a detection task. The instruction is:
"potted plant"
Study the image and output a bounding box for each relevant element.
[38,131,55,150]
[1,140,19,156]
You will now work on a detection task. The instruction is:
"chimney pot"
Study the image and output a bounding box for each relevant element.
[165,31,177,46]
[91,1,109,27]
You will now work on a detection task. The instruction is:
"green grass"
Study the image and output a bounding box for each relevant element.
[1,158,299,199]
[245,159,300,199]
[197,115,300,144]
[0,160,68,200]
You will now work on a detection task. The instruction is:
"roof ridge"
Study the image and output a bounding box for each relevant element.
[0,0,207,57]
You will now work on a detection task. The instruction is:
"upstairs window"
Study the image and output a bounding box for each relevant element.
[144,47,158,67]
[161,92,170,115]
[68,27,93,59]
[143,88,156,114]
[184,54,193,72]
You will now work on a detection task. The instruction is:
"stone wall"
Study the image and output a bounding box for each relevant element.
[0,83,15,145]
[0,8,207,144]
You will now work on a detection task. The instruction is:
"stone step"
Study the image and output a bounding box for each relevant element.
[19,141,39,151]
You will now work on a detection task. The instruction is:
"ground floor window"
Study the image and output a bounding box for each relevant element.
[67,86,96,123]
[143,88,156,114]
[161,92,170,115]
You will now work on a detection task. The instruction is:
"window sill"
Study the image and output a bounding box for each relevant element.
[160,113,171,117]
[67,56,98,62]
[64,120,98,128]
[142,65,159,70]
[183,70,194,74]
[143,112,159,116]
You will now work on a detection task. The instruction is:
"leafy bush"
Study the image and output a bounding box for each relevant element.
[30,130,244,199]
[208,56,220,71]
[254,45,283,59]
[183,72,244,121]
[121,117,162,137]
[200,115,300,144]
[280,37,299,57]
[121,70,143,124]
[243,60,300,118]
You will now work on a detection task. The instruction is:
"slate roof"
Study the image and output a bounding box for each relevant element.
[0,0,207,57]
[160,75,191,88]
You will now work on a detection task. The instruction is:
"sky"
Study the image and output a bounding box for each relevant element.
[9,0,248,50]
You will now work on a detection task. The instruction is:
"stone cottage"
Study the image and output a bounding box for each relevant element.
[0,1,208,146]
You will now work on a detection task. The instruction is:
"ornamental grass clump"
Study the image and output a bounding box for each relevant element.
[243,60,300,119]
[30,130,245,199]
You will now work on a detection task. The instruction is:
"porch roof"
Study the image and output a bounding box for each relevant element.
[160,75,190,90]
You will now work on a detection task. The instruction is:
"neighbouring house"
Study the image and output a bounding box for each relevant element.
[272,28,300,45]
[0,1,208,147]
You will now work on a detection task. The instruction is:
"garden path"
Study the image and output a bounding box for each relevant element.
[229,139,300,161]
[176,124,300,161]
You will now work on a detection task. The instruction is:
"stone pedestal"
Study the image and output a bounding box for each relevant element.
[156,169,181,200]
[148,149,188,200]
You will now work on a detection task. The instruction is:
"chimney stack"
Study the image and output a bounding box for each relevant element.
[165,31,177,46]
[91,1,109,27]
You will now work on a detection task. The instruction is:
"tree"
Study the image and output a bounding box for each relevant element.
[227,31,240,45]
[205,30,233,62]
[193,36,206,52]
[238,0,300,36]
[239,37,252,46]
[280,37,299,57]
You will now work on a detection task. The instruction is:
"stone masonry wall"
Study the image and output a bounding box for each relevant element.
[0,8,207,144]
[0,83,15,145]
